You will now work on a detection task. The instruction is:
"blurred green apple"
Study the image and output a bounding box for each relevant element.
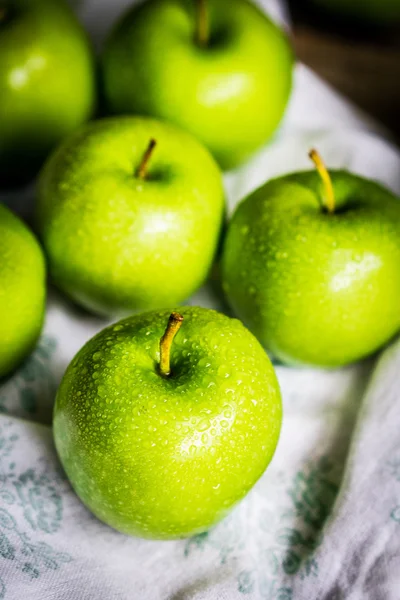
[101,0,293,170]
[53,306,282,538]
[222,150,400,367]
[37,116,225,316]
[0,204,46,377]
[0,0,96,188]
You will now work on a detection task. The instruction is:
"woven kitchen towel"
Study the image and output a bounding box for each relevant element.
[0,1,400,598]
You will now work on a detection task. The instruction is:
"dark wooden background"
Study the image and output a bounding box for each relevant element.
[287,1,400,140]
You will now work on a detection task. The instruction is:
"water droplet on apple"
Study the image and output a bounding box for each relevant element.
[217,365,229,378]
[248,285,256,296]
[197,419,210,432]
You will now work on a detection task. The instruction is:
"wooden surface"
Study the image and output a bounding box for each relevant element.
[288,1,400,139]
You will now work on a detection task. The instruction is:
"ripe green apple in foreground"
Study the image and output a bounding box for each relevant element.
[222,150,400,368]
[53,307,282,539]
[102,0,293,170]
[36,116,225,316]
[311,0,400,25]
[0,0,95,188]
[0,204,46,378]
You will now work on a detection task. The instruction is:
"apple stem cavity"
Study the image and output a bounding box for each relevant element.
[195,0,209,47]
[159,312,184,377]
[0,6,7,22]
[309,149,336,214]
[136,138,157,180]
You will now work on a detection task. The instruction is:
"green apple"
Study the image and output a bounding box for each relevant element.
[222,149,400,368]
[0,0,95,188]
[311,0,400,24]
[36,116,225,316]
[101,0,293,170]
[0,204,46,378]
[53,306,282,539]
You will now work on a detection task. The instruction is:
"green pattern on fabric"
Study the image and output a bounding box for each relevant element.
[0,421,72,596]
[0,336,57,422]
[185,456,339,598]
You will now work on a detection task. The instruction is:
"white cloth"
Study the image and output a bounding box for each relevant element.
[1,1,400,598]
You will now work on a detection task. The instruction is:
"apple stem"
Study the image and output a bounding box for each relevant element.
[309,149,336,214]
[195,0,209,47]
[136,138,157,180]
[0,6,7,22]
[159,312,184,377]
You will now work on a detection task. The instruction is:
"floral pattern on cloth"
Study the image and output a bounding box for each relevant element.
[0,421,72,597]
